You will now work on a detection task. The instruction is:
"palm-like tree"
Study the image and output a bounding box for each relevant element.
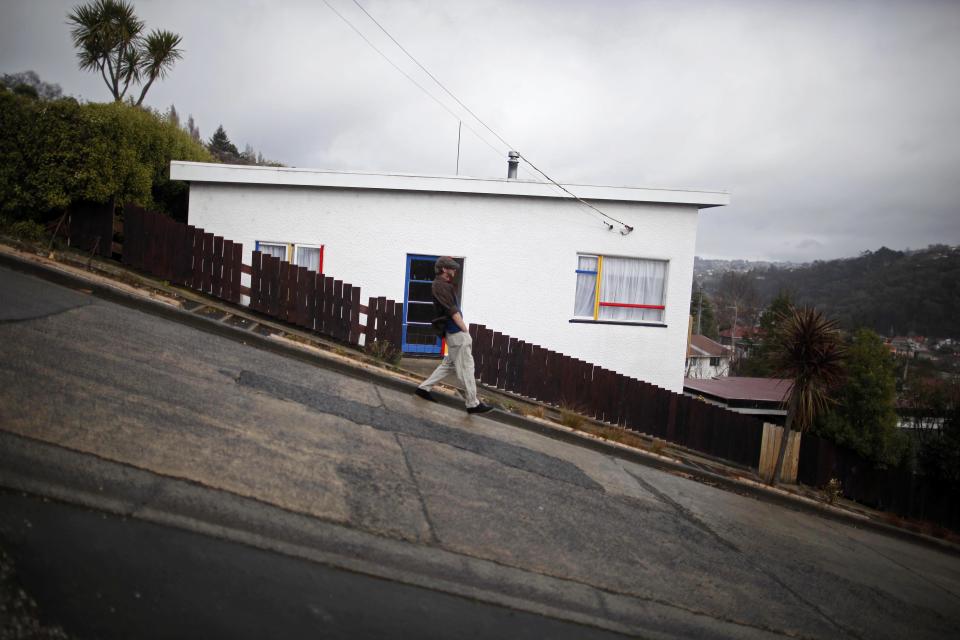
[769,307,845,486]
[133,29,183,106]
[67,0,182,106]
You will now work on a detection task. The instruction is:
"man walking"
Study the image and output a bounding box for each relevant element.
[415,257,493,414]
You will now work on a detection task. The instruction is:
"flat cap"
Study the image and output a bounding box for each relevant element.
[434,256,460,274]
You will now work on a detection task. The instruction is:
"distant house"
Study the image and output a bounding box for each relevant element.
[683,377,790,424]
[718,325,762,359]
[685,334,731,378]
[888,336,932,360]
[170,160,729,392]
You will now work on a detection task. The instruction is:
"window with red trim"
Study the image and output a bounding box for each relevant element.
[573,254,667,323]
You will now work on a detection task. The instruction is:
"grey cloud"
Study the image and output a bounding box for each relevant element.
[2,0,959,261]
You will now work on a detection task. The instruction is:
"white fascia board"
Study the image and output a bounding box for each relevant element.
[170,161,730,209]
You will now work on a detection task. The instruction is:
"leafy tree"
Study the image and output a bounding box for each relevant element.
[185,114,201,142]
[0,90,210,221]
[915,381,960,486]
[241,144,256,164]
[67,0,183,106]
[203,124,284,167]
[715,271,761,333]
[737,291,793,377]
[814,329,906,467]
[11,84,39,99]
[208,124,239,161]
[689,286,719,340]
[0,71,63,100]
[769,308,845,486]
[165,103,180,129]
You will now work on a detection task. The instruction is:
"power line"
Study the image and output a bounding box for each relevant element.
[325,0,540,182]
[349,0,632,232]
[335,0,631,232]
[516,153,632,232]
[351,0,513,152]
[320,0,508,165]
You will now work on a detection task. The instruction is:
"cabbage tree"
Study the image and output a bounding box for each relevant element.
[68,0,182,106]
[770,307,845,486]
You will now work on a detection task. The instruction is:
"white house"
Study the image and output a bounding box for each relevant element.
[685,334,732,379]
[169,160,729,392]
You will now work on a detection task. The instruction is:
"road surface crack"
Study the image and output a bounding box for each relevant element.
[394,433,439,545]
[624,466,741,554]
[836,525,960,604]
[624,464,866,640]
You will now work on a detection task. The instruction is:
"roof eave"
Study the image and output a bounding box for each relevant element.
[169,161,730,208]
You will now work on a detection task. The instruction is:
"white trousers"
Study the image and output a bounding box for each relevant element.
[418,331,479,408]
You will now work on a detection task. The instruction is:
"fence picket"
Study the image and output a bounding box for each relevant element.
[383,299,396,346]
[349,286,362,344]
[212,236,224,298]
[372,296,386,342]
[231,242,243,303]
[341,283,353,341]
[365,296,379,345]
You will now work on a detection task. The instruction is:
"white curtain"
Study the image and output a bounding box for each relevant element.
[574,255,598,317]
[295,246,321,272]
[598,256,666,322]
[259,243,286,260]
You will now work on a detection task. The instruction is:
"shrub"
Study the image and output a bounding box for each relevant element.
[523,405,546,419]
[0,91,210,223]
[365,339,401,365]
[559,407,584,429]
[9,220,44,242]
[822,477,843,505]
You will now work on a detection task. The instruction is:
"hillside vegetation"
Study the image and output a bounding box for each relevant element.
[702,246,960,337]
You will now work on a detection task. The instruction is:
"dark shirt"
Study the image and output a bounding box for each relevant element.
[431,277,461,335]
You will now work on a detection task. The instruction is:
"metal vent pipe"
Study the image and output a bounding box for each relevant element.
[507,151,519,179]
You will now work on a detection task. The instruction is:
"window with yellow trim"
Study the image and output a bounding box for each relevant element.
[573,254,667,323]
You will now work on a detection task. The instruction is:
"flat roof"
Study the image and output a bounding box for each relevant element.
[169,161,730,208]
[683,377,792,403]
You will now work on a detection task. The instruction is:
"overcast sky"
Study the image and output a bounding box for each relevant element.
[2,0,959,262]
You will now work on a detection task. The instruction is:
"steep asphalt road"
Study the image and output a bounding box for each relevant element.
[0,489,624,640]
[1,263,959,639]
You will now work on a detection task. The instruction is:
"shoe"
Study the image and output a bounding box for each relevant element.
[466,402,494,415]
[415,388,438,402]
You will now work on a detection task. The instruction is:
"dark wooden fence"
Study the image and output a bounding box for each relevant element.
[799,434,960,530]
[468,323,765,468]
[67,201,115,257]
[120,205,402,350]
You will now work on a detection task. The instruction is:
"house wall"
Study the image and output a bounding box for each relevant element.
[186,182,701,392]
[685,356,730,379]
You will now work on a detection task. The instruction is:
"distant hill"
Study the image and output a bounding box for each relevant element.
[696,245,960,338]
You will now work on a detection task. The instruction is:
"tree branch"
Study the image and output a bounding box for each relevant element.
[134,73,156,107]
[116,42,130,100]
[98,61,112,96]
[104,54,120,101]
